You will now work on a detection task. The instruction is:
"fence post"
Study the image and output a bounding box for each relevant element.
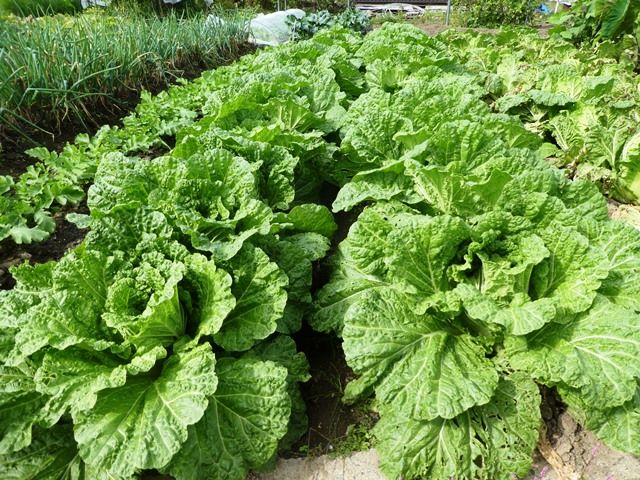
[445,0,451,25]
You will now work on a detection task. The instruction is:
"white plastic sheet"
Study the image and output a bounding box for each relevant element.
[249,9,305,46]
[207,9,304,46]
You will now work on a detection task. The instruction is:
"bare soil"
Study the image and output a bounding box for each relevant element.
[0,201,88,290]
[289,330,368,457]
[530,411,640,479]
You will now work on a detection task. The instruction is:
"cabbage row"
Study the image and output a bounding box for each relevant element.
[0,29,360,480]
[4,24,639,247]
[441,27,640,205]
[313,25,640,479]
[2,23,640,480]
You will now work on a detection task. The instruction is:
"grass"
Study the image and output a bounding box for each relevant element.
[369,9,465,28]
[369,8,547,33]
[0,7,251,145]
[0,0,80,17]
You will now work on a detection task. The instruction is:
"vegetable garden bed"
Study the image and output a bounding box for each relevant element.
[0,10,251,146]
[1,21,640,480]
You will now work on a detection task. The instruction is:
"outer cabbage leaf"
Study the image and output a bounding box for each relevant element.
[561,383,640,457]
[614,131,640,204]
[508,295,640,409]
[584,219,640,311]
[385,214,469,312]
[456,284,557,336]
[215,245,287,351]
[33,346,167,428]
[407,163,512,217]
[0,425,86,480]
[0,262,54,329]
[558,179,609,223]
[339,89,406,169]
[342,289,498,417]
[374,373,540,480]
[403,120,508,171]
[260,233,330,334]
[531,223,609,315]
[7,250,120,365]
[272,204,337,239]
[0,363,45,454]
[241,335,310,449]
[74,344,217,478]
[34,350,126,427]
[357,23,450,70]
[332,160,422,212]
[165,358,290,480]
[311,274,387,335]
[83,208,177,256]
[310,205,400,334]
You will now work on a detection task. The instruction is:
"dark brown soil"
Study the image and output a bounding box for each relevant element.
[0,201,88,290]
[0,150,35,178]
[283,204,375,458]
[289,328,364,456]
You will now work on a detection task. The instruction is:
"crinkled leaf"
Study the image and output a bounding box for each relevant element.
[273,204,337,239]
[166,358,289,480]
[386,214,469,312]
[215,245,287,351]
[0,363,44,454]
[456,284,556,336]
[561,383,640,457]
[34,350,127,427]
[8,213,56,245]
[104,255,186,350]
[182,254,235,341]
[310,206,397,334]
[408,163,512,217]
[0,262,54,329]
[241,335,310,449]
[614,131,640,205]
[148,150,272,261]
[375,373,540,480]
[339,89,406,168]
[175,131,298,211]
[584,219,640,311]
[0,425,85,480]
[508,295,640,409]
[531,223,609,315]
[261,233,330,334]
[74,344,217,478]
[333,160,421,212]
[343,289,498,418]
